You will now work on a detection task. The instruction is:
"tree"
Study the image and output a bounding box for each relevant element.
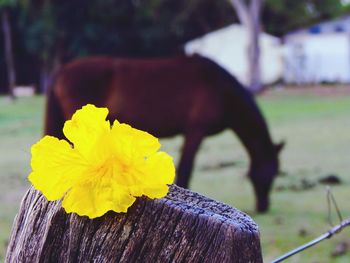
[227,0,264,93]
[19,0,63,92]
[0,0,17,99]
[226,0,349,92]
[17,0,236,92]
[3,0,348,94]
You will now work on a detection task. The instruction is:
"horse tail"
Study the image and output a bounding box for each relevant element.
[44,78,65,139]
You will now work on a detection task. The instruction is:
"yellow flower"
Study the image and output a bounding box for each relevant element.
[28,104,175,218]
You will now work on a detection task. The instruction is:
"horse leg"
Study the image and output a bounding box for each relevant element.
[176,129,205,188]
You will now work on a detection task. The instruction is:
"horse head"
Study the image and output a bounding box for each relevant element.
[248,141,285,213]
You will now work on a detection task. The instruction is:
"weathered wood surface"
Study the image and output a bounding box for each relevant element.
[6,185,262,263]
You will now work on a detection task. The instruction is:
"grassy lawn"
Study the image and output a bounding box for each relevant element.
[1,87,350,262]
[0,96,44,260]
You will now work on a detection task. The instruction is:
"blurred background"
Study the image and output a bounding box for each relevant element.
[1,0,350,262]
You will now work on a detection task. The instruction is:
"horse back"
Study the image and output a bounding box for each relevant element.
[52,55,228,137]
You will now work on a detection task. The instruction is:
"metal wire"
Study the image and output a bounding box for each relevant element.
[271,188,349,263]
[326,186,343,226]
[270,218,350,263]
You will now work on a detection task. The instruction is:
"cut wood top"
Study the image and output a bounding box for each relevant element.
[6,185,262,263]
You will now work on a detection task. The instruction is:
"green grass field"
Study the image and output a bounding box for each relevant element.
[1,87,350,262]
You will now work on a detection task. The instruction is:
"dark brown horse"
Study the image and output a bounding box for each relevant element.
[45,55,284,212]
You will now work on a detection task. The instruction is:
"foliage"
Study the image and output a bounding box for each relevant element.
[264,0,349,36]
[17,0,350,58]
[13,0,350,58]
[0,0,17,9]
[16,0,236,61]
[4,0,350,59]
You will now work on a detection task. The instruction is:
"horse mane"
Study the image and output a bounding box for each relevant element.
[193,54,276,157]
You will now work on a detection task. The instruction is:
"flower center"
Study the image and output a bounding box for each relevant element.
[93,155,136,186]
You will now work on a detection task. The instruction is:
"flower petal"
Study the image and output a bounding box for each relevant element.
[28,136,87,200]
[28,104,176,219]
[62,179,136,218]
[111,121,160,158]
[129,152,175,199]
[63,104,110,159]
[145,152,176,185]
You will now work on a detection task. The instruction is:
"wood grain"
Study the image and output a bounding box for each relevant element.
[6,185,262,263]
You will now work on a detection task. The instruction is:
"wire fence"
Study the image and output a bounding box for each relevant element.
[270,187,350,263]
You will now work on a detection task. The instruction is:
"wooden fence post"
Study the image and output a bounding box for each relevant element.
[6,185,263,263]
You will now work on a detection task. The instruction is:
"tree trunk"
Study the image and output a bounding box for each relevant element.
[228,0,263,93]
[247,0,262,93]
[6,185,263,263]
[2,9,16,99]
[40,62,52,93]
[40,51,61,93]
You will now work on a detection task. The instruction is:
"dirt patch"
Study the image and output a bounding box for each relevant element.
[262,85,350,98]
[200,160,238,171]
[275,178,317,192]
[318,174,342,185]
[332,240,350,258]
[275,174,343,192]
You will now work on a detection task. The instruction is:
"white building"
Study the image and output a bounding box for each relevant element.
[184,24,283,86]
[283,15,350,84]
